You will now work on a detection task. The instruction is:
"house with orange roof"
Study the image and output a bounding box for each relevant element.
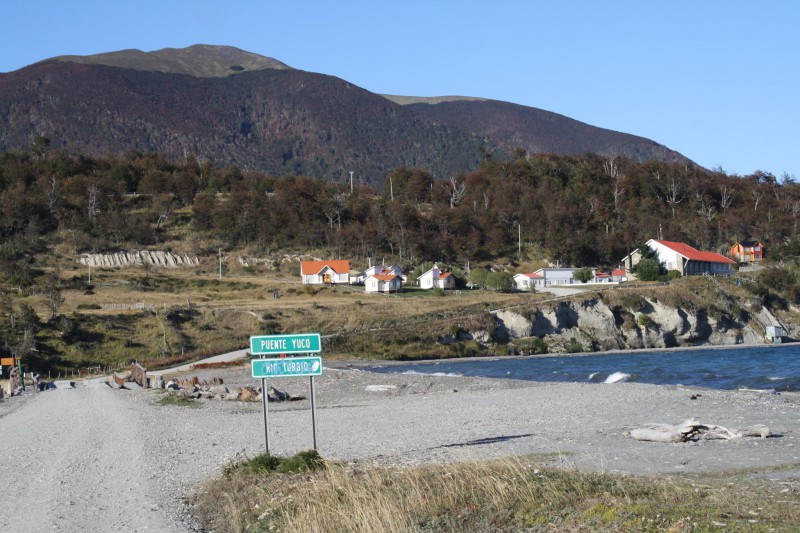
[621,239,735,277]
[300,259,351,285]
[418,264,457,290]
[365,272,403,293]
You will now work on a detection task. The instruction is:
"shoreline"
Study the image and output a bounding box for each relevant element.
[327,339,799,369]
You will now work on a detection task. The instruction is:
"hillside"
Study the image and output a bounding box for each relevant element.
[0,45,691,182]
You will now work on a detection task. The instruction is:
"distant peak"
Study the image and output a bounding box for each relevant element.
[381,94,488,105]
[39,44,292,77]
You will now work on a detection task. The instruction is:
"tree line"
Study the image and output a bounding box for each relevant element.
[1,142,799,288]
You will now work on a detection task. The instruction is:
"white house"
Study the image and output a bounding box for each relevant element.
[513,272,543,291]
[621,239,736,277]
[365,273,403,293]
[352,264,405,284]
[418,264,457,289]
[532,268,580,287]
[300,260,351,285]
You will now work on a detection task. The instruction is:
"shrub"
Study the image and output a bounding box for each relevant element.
[637,314,653,328]
[636,258,662,281]
[468,268,489,289]
[666,270,681,280]
[485,271,514,292]
[573,267,593,283]
[564,337,584,353]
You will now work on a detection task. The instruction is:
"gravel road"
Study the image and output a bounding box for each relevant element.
[1,365,799,532]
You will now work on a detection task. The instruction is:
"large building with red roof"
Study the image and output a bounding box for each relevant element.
[621,239,736,277]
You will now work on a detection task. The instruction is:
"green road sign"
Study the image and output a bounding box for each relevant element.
[250,333,321,355]
[251,356,323,378]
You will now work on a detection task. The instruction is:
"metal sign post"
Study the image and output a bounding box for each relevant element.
[250,335,323,454]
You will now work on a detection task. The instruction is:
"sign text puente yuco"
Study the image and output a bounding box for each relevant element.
[249,333,322,454]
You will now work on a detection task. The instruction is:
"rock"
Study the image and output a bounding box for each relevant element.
[210,385,229,395]
[166,381,180,391]
[269,386,291,401]
[240,387,257,402]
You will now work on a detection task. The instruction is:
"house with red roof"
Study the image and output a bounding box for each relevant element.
[418,264,457,290]
[365,272,403,293]
[300,259,351,285]
[621,239,735,277]
[513,272,543,291]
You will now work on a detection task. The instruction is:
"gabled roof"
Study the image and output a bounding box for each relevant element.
[611,268,626,276]
[368,273,399,281]
[652,240,736,265]
[301,260,351,275]
[736,240,762,247]
[439,272,453,279]
[515,272,543,279]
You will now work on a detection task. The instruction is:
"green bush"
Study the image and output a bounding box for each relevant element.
[637,314,653,328]
[226,450,324,477]
[666,270,682,280]
[636,258,662,281]
[573,267,593,283]
[564,337,584,353]
[486,271,514,292]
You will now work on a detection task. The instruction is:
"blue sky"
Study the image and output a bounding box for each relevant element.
[2,1,798,178]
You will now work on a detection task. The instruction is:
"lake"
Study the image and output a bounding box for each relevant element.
[366,345,800,392]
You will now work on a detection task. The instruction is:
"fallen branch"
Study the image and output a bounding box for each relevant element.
[631,419,772,443]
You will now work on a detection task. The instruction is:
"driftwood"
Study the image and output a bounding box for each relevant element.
[631,418,772,443]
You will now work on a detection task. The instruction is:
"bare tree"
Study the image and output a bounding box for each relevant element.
[154,196,173,230]
[612,176,626,215]
[602,157,619,178]
[719,185,734,211]
[697,201,717,222]
[87,185,100,218]
[46,176,60,215]
[664,178,684,218]
[443,176,467,209]
[752,188,765,211]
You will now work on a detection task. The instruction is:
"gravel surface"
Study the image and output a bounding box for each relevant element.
[1,363,799,532]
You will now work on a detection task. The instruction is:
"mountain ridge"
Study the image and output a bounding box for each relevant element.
[0,45,692,181]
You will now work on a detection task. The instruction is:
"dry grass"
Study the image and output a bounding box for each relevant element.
[192,455,800,532]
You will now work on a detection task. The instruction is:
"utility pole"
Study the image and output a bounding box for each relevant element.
[218,248,222,280]
[389,175,394,201]
[518,224,522,254]
[349,171,354,194]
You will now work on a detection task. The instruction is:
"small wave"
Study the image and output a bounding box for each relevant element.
[401,370,462,377]
[588,372,600,381]
[768,376,786,381]
[605,371,630,384]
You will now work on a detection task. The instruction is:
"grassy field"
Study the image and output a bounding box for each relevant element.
[7,258,557,373]
[191,452,800,532]
[4,247,788,375]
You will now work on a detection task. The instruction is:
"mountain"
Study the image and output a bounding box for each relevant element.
[0,45,690,183]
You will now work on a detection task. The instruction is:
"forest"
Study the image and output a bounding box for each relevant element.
[1,140,799,288]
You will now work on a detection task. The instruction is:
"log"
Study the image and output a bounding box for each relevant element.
[631,419,772,443]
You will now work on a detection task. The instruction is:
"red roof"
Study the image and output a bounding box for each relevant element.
[301,260,351,275]
[595,272,610,277]
[518,272,543,279]
[370,274,398,281]
[611,269,626,276]
[654,240,736,265]
[439,272,453,278]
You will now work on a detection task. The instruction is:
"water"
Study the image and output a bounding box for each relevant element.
[367,345,800,391]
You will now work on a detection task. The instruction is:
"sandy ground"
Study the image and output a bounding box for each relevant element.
[1,361,799,532]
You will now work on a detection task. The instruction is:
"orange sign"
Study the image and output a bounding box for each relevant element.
[0,357,15,366]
